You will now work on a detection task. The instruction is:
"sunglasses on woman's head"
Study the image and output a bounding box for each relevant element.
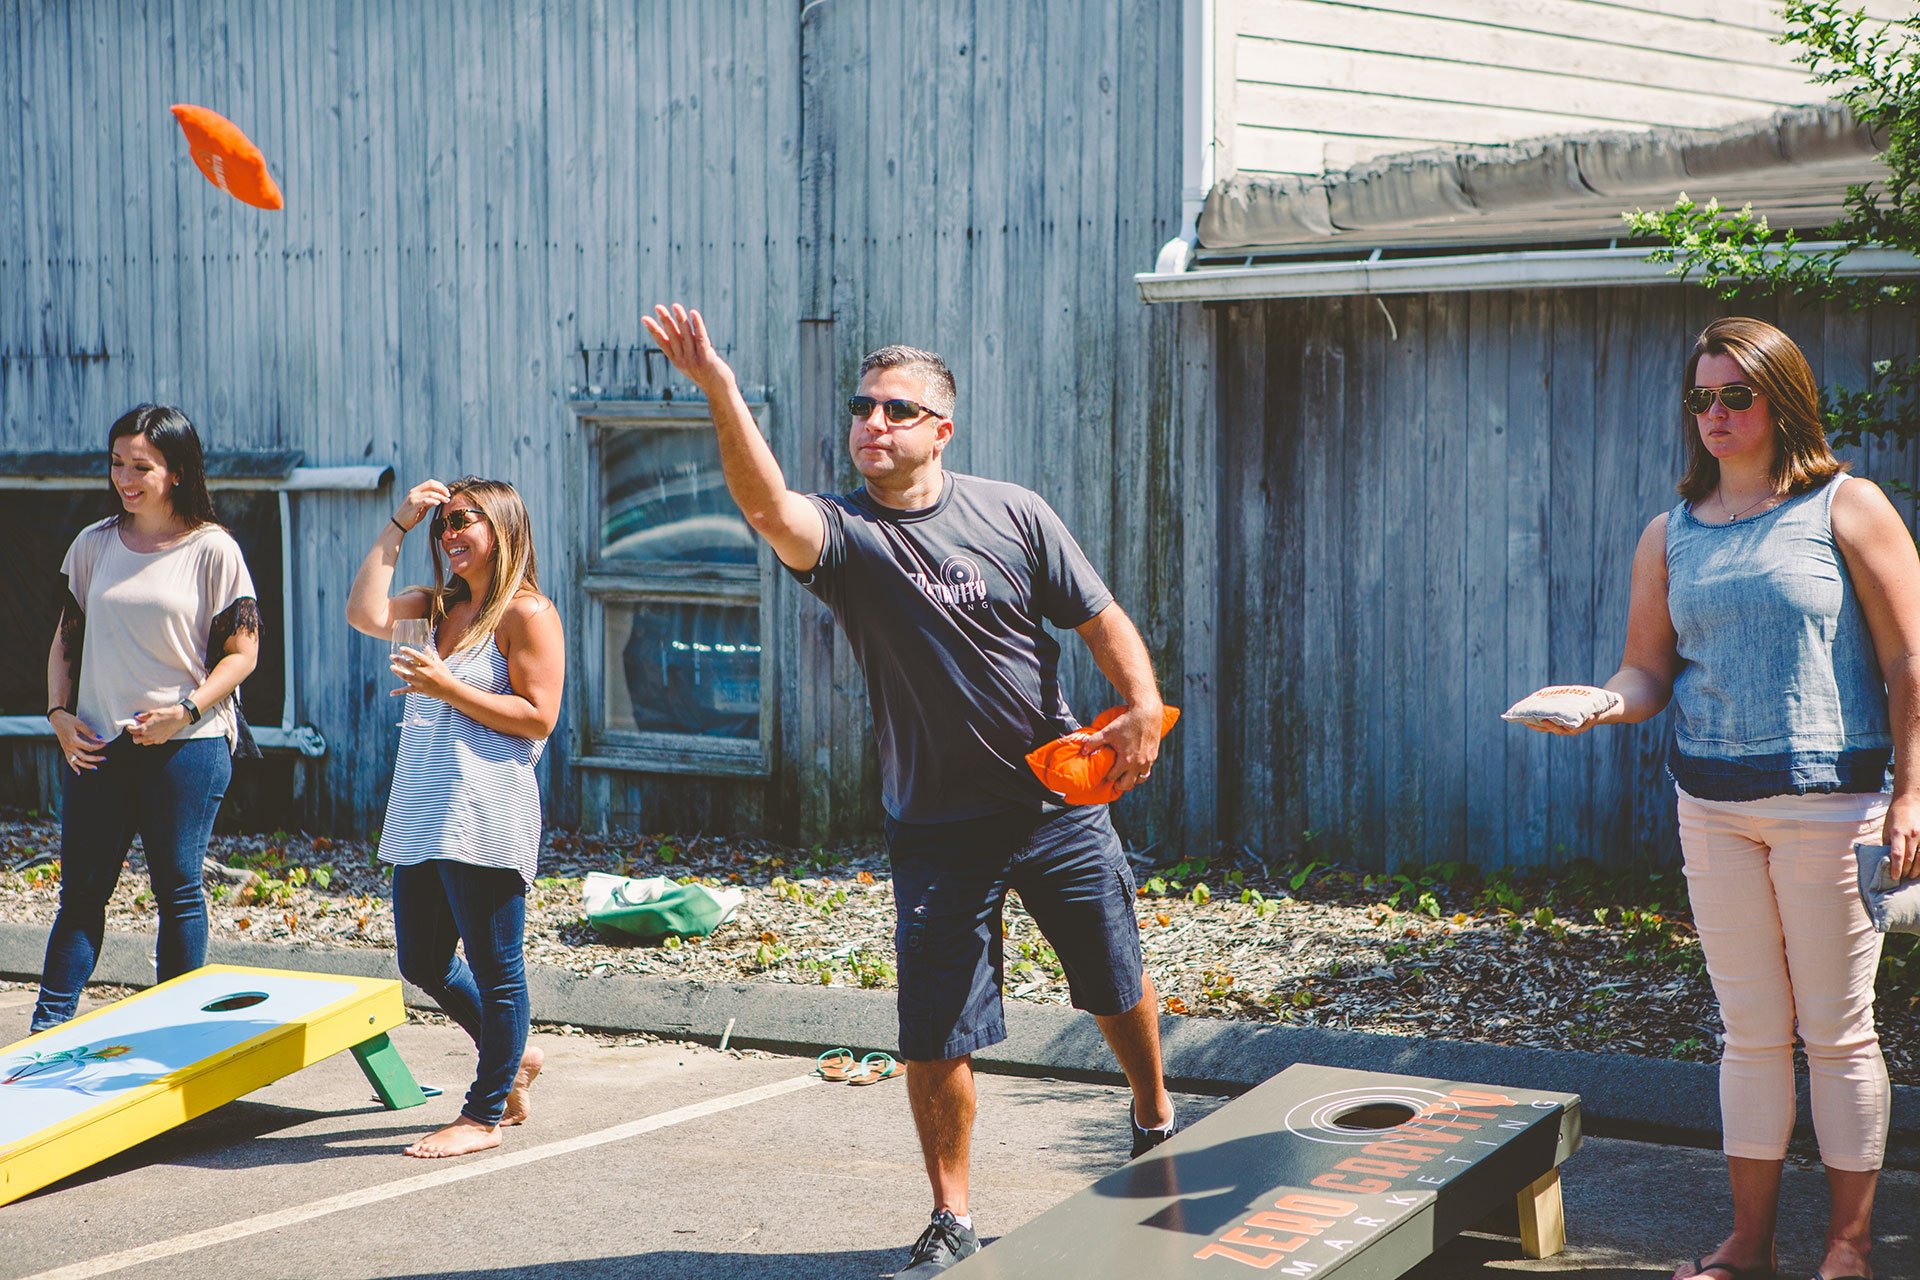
[1683,384,1759,414]
[430,507,487,538]
[848,395,939,424]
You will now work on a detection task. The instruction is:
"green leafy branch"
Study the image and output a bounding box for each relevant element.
[1624,2,1920,444]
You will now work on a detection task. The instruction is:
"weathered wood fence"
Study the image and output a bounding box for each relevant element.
[1210,286,1920,869]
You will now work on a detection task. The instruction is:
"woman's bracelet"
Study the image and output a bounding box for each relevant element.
[389,516,411,536]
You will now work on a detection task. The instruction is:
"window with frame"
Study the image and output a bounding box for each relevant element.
[574,400,771,775]
[0,452,385,757]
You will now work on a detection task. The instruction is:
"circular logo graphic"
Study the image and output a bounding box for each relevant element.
[1281,1085,1449,1145]
[939,555,983,589]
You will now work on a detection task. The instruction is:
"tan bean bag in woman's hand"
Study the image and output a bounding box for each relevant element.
[1501,685,1623,730]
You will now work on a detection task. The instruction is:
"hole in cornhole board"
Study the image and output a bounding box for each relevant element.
[1332,1101,1418,1130]
[200,992,269,1013]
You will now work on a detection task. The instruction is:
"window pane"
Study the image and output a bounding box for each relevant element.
[604,599,761,739]
[600,428,755,565]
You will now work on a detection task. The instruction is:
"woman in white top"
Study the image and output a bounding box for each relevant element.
[34,404,260,1032]
[347,475,564,1159]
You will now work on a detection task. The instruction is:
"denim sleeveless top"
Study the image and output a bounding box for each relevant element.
[1665,474,1891,800]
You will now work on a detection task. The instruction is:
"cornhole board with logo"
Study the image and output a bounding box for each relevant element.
[0,965,428,1207]
[951,1064,1582,1277]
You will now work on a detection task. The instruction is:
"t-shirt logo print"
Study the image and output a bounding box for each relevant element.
[911,554,990,609]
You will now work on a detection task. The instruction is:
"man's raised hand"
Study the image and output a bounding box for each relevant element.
[643,303,732,395]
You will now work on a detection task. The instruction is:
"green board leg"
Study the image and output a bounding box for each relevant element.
[351,1032,430,1110]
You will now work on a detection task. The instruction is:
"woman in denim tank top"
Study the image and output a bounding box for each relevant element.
[1511,319,1920,1280]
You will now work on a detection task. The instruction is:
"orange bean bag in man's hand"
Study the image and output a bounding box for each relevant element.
[1025,705,1181,805]
[170,104,284,210]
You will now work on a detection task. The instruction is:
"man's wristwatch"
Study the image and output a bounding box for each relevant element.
[179,697,202,724]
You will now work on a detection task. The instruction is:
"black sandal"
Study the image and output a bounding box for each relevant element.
[1689,1261,1773,1280]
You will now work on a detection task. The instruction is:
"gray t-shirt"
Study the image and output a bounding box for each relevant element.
[790,471,1115,823]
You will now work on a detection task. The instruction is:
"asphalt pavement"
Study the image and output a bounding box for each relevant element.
[3,989,1914,1280]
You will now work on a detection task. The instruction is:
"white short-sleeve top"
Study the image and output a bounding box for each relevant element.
[61,518,256,748]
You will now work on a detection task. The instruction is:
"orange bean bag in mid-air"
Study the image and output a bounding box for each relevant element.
[169,104,284,210]
[1025,704,1181,805]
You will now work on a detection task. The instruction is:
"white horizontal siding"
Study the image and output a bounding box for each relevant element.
[1228,0,1910,176]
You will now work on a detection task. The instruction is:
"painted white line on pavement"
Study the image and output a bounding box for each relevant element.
[21,1074,823,1280]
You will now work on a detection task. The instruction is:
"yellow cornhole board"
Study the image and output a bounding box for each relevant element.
[1,965,427,1208]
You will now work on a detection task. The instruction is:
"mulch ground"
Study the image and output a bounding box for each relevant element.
[3,815,1915,1085]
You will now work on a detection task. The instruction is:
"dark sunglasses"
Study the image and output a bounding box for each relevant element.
[848,395,939,424]
[430,507,487,538]
[1683,384,1759,414]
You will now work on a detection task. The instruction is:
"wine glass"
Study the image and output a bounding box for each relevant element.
[390,618,435,728]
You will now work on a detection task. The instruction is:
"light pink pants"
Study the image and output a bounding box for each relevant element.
[1676,791,1889,1171]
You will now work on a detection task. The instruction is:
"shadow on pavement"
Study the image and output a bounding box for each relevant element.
[374,1250,905,1279]
[14,1097,402,1201]
[989,1078,1230,1169]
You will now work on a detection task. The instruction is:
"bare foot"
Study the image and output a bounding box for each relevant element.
[500,1044,546,1127]
[402,1115,502,1159]
[1816,1241,1871,1280]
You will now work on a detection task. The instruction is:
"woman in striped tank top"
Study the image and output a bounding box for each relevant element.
[347,476,565,1159]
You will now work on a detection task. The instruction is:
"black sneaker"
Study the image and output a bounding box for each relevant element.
[896,1209,980,1277]
[1129,1107,1178,1159]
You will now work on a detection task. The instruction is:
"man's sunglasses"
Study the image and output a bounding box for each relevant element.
[430,507,487,538]
[1683,384,1760,414]
[848,395,940,424]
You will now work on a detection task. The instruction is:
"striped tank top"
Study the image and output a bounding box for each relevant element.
[378,628,546,885]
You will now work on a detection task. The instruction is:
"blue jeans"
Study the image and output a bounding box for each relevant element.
[33,734,233,1032]
[390,859,529,1125]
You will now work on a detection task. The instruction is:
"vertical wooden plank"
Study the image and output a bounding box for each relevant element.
[1380,293,1428,866]
[1268,303,1311,856]
[20,1,69,441]
[1072,0,1118,598]
[1344,294,1388,866]
[1516,1168,1566,1258]
[792,0,838,843]
[1033,0,1080,526]
[831,0,878,829]
[1505,288,1552,868]
[1422,292,1470,866]
[1111,0,1182,848]
[704,1,737,349]
[1297,302,1345,856]
[1546,287,1598,862]
[61,0,98,433]
[76,0,113,425]
[0,0,27,430]
[1212,304,1260,854]
[931,0,976,397]
[1463,291,1510,867]
[759,0,804,840]
[2,2,25,436]
[1628,285,1683,862]
[1173,298,1218,859]
[1587,287,1638,862]
[963,0,1009,485]
[729,0,767,387]
[452,0,487,447]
